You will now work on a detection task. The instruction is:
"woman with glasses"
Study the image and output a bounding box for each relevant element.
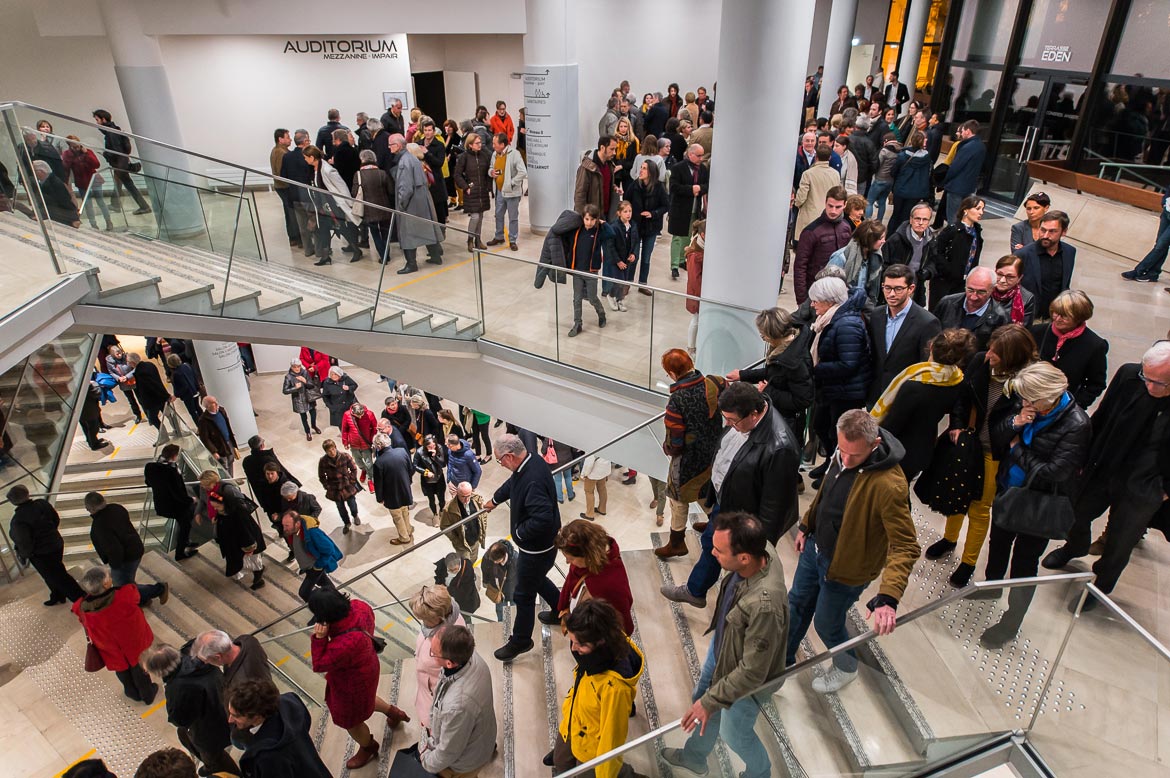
[1029,290,1108,409]
[1010,191,1051,252]
[410,584,465,728]
[991,255,1036,326]
[922,195,985,310]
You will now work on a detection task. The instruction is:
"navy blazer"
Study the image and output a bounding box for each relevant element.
[867,302,942,404]
[492,453,561,553]
[1016,240,1076,302]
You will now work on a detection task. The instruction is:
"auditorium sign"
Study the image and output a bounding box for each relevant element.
[283,39,399,60]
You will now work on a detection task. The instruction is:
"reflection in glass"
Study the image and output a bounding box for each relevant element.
[950,0,1021,66]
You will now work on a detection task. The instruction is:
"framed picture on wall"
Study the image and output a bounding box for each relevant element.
[383,91,410,112]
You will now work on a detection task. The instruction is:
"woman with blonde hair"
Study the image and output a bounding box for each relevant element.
[543,519,634,634]
[611,116,639,192]
[197,469,267,587]
[410,584,466,728]
[678,91,699,125]
[1029,289,1108,408]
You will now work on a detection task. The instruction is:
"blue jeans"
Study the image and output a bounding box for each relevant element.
[494,194,520,242]
[865,179,892,220]
[679,644,770,778]
[945,190,967,225]
[1133,208,1170,278]
[636,233,657,284]
[552,470,575,502]
[785,537,867,672]
[110,557,165,606]
[686,505,721,597]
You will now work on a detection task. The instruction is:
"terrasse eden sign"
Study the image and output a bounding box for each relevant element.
[283,39,399,60]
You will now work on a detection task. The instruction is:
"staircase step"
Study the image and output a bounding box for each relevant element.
[64,457,154,475]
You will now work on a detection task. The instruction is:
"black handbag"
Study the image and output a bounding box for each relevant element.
[914,429,984,516]
[991,472,1076,540]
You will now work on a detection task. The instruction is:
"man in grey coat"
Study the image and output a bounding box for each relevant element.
[387,133,445,275]
[418,625,497,776]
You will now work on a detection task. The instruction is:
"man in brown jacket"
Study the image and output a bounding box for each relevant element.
[269,128,299,247]
[786,409,919,693]
[196,395,238,476]
[573,136,618,219]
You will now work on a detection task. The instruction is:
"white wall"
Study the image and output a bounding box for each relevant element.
[407,34,525,124]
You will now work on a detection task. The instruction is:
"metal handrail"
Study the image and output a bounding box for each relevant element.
[1084,583,1170,663]
[558,572,1096,777]
[1,476,248,503]
[257,595,498,645]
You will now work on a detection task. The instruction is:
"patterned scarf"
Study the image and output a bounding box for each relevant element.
[992,285,1027,324]
[870,362,964,423]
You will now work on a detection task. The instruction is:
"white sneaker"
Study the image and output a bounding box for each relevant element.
[233,571,246,581]
[617,299,628,311]
[812,667,858,694]
[608,296,620,311]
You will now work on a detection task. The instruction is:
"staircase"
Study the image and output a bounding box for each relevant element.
[0,211,481,339]
[55,455,172,562]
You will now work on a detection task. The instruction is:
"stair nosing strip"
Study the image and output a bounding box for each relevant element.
[503,604,516,778]
[627,604,675,777]
[540,623,560,771]
[799,637,871,770]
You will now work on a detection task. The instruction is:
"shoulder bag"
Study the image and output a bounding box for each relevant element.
[991,471,1076,540]
[83,628,105,672]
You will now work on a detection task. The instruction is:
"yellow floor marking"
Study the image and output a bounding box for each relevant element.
[141,697,167,719]
[302,649,312,658]
[110,446,121,459]
[383,622,395,631]
[381,256,474,294]
[275,655,290,666]
[127,423,138,435]
[55,749,96,777]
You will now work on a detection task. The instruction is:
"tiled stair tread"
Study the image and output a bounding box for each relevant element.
[504,620,555,778]
[821,659,925,770]
[50,229,222,300]
[63,457,155,474]
[57,519,165,539]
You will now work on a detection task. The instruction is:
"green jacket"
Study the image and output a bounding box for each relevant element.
[701,548,789,711]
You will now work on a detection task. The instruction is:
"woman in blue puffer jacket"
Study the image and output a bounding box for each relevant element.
[807,278,874,481]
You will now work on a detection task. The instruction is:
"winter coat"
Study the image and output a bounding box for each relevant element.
[392,150,445,250]
[942,135,987,195]
[89,503,144,567]
[828,241,883,303]
[299,347,331,379]
[574,151,619,220]
[133,361,170,409]
[891,149,933,200]
[490,452,561,553]
[556,538,635,634]
[196,407,237,459]
[61,147,102,193]
[453,147,492,214]
[436,556,481,615]
[294,513,342,573]
[1079,364,1170,496]
[445,439,482,488]
[814,287,874,403]
[9,499,64,560]
[879,378,967,480]
[796,163,844,239]
[489,146,527,198]
[536,210,582,288]
[684,241,705,313]
[481,540,517,602]
[341,408,377,450]
[603,219,639,294]
[143,459,195,520]
[318,451,360,501]
[558,639,645,778]
[874,141,902,181]
[241,693,333,777]
[312,160,358,225]
[201,481,266,576]
[73,585,154,671]
[991,394,1091,495]
[163,655,232,754]
[420,651,497,775]
[922,222,982,288]
[439,492,488,554]
[310,599,382,729]
[352,166,395,223]
[372,446,414,510]
[667,159,709,236]
[413,445,448,488]
[663,370,727,503]
[171,362,199,402]
[1030,324,1109,409]
[934,293,1010,351]
[414,607,466,729]
[282,368,320,415]
[737,328,816,425]
[320,373,357,428]
[242,449,300,517]
[848,132,880,185]
[793,214,853,304]
[627,178,669,237]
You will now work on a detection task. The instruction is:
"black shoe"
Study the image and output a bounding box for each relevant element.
[426,257,443,265]
[537,610,560,626]
[808,462,829,479]
[1076,596,1100,613]
[349,249,364,262]
[679,259,687,270]
[358,240,370,249]
[979,621,1018,650]
[343,524,351,535]
[1041,546,1079,570]
[810,478,823,490]
[314,257,332,266]
[397,263,419,274]
[598,315,606,328]
[925,538,957,560]
[43,597,66,606]
[949,562,975,587]
[567,324,582,338]
[671,268,679,279]
[621,475,636,485]
[543,750,554,767]
[486,238,505,247]
[494,638,535,661]
[142,682,159,706]
[284,551,296,563]
[342,245,356,253]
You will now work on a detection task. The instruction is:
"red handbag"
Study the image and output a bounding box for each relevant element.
[84,638,104,672]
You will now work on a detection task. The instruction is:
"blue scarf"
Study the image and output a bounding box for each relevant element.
[1007,392,1072,487]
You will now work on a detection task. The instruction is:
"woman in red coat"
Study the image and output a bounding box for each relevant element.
[544,519,635,635]
[299,347,333,385]
[340,402,378,488]
[309,589,409,770]
[73,565,158,704]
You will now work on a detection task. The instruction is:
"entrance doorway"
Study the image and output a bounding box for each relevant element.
[412,71,447,124]
[986,73,1087,203]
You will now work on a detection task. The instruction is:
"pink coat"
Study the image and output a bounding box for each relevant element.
[413,610,466,728]
[311,599,381,729]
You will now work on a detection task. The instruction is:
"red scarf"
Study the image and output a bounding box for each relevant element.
[992,286,1026,324]
[1052,323,1086,361]
[206,483,221,522]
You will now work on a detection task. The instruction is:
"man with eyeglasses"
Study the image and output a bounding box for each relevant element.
[883,202,936,306]
[661,382,801,608]
[1016,210,1076,320]
[932,266,1008,350]
[1042,341,1170,609]
[867,264,941,405]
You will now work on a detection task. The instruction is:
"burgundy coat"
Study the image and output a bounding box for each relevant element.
[73,585,155,671]
[557,538,635,635]
[310,599,380,729]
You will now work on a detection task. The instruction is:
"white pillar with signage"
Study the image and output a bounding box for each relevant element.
[818,0,862,117]
[899,0,932,103]
[192,340,258,445]
[522,0,579,231]
[697,0,816,376]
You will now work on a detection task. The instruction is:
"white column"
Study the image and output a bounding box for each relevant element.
[192,341,257,444]
[696,0,816,376]
[96,0,204,238]
[818,0,861,117]
[899,0,932,103]
[522,0,579,232]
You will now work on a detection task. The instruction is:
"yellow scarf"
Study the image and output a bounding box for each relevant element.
[870,361,964,423]
[614,135,638,159]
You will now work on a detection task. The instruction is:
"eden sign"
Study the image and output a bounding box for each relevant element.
[283,39,399,60]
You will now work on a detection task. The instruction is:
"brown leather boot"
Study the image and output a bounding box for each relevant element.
[654,530,688,558]
[346,738,379,770]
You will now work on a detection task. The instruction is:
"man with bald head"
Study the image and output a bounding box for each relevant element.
[1043,341,1170,607]
[667,143,710,279]
[931,266,1009,350]
[439,481,488,561]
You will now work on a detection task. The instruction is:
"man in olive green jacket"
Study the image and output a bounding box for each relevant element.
[664,512,788,778]
[787,409,920,694]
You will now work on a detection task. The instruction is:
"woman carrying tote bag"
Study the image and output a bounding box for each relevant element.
[978,362,1090,649]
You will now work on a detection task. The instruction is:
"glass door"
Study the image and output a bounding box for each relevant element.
[987,73,1087,203]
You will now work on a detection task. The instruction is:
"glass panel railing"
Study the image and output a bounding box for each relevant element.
[559,575,1092,778]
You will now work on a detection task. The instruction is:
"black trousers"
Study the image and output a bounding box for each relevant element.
[469,418,492,457]
[1065,476,1165,593]
[511,547,559,644]
[298,567,336,602]
[178,726,240,776]
[167,504,195,556]
[141,402,165,429]
[30,553,83,602]
[812,397,864,462]
[79,418,104,448]
[984,521,1051,632]
[115,665,155,702]
[275,187,299,241]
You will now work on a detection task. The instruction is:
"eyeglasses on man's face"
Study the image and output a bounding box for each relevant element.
[881,284,910,294]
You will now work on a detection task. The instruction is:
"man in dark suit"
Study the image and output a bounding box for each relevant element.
[1016,210,1076,321]
[884,72,911,115]
[868,264,942,404]
[144,444,199,561]
[329,130,360,190]
[7,484,83,605]
[933,267,1010,350]
[279,130,317,258]
[483,433,561,661]
[128,353,171,428]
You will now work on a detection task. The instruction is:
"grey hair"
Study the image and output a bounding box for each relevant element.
[127,353,142,365]
[293,129,310,144]
[1144,341,1170,366]
[193,630,234,660]
[388,133,407,147]
[837,408,880,443]
[31,160,51,175]
[1008,361,1068,405]
[80,565,112,595]
[290,359,301,368]
[910,202,933,217]
[372,432,392,450]
[142,644,182,677]
[807,276,849,305]
[366,118,382,134]
[444,552,460,571]
[657,138,670,153]
[815,264,848,282]
[328,367,342,378]
[966,266,995,286]
[494,433,526,457]
[357,112,368,122]
[279,481,299,498]
[359,149,377,164]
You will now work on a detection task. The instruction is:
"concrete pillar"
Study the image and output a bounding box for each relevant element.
[696,0,816,376]
[521,0,579,231]
[192,341,257,444]
[96,0,204,239]
[818,0,861,117]
[899,0,932,102]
